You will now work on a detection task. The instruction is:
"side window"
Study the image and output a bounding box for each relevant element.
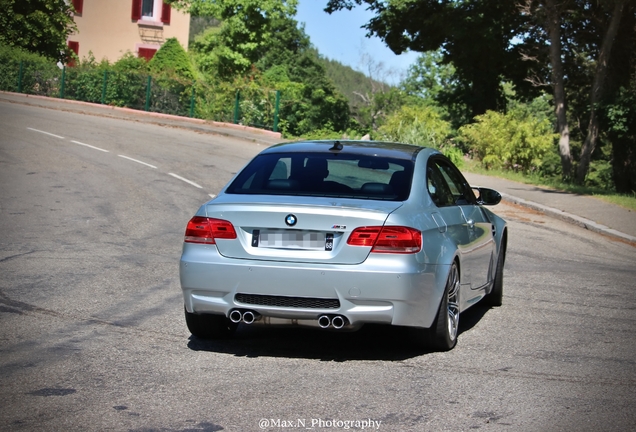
[426,164,455,207]
[436,160,475,205]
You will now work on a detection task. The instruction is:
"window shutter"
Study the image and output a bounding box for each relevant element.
[161,1,171,24]
[131,0,141,20]
[138,48,157,61]
[72,0,83,14]
[67,41,79,67]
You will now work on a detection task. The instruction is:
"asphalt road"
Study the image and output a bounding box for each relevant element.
[1,101,635,432]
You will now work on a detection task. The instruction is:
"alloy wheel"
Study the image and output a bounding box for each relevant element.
[446,264,460,342]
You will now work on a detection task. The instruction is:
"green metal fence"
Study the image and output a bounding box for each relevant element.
[2,60,281,132]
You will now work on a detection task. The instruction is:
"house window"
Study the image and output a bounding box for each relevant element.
[141,0,154,17]
[132,0,170,23]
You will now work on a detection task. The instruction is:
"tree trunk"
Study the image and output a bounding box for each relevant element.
[544,0,573,179]
[576,0,626,184]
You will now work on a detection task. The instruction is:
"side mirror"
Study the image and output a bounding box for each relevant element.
[472,187,502,206]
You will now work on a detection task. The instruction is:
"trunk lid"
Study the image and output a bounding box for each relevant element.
[205,195,402,264]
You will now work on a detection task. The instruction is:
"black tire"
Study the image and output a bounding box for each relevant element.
[426,262,460,351]
[184,307,237,339]
[485,248,504,307]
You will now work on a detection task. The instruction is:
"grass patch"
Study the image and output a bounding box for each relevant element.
[463,159,636,211]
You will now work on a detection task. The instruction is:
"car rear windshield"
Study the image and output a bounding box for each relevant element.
[226,152,414,201]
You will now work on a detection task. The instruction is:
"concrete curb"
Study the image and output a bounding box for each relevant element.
[500,192,636,244]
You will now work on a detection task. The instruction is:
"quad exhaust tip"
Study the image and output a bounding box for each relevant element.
[230,310,347,328]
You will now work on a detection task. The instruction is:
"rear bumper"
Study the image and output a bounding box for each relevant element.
[180,243,448,329]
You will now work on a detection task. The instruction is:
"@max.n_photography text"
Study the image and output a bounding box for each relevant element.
[259,418,382,430]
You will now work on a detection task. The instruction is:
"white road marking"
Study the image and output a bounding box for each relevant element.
[71,140,109,153]
[27,127,64,139]
[118,155,157,169]
[27,127,208,194]
[168,173,202,189]
[209,194,217,198]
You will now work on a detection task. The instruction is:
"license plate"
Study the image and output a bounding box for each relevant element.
[252,230,332,251]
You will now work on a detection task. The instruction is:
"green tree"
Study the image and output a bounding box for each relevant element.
[518,0,574,180]
[0,0,77,62]
[575,0,634,185]
[401,50,469,129]
[148,37,195,80]
[255,14,350,136]
[183,0,351,136]
[171,0,298,78]
[518,0,636,185]
[325,0,537,118]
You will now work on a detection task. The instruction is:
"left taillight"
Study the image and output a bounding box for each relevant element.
[184,216,237,244]
[347,226,422,254]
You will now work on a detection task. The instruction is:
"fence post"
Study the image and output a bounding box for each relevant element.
[101,71,108,104]
[17,61,24,93]
[273,90,281,133]
[145,75,152,111]
[59,66,66,99]
[189,86,195,118]
[233,90,240,124]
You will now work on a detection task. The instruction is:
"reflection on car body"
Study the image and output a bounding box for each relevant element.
[180,140,507,350]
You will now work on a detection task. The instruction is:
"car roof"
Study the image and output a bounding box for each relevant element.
[261,140,436,161]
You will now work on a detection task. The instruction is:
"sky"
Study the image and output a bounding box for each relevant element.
[294,1,420,84]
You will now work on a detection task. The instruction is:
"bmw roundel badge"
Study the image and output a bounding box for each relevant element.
[285,214,297,226]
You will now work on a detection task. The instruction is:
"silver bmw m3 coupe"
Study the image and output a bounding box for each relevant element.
[180,140,507,351]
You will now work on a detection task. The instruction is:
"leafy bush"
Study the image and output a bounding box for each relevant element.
[63,55,109,103]
[148,38,195,81]
[192,73,277,127]
[275,79,350,137]
[106,54,149,108]
[458,109,557,172]
[376,105,463,165]
[378,105,451,147]
[148,76,191,116]
[194,80,237,123]
[538,148,562,178]
[586,159,613,190]
[0,43,60,95]
[143,39,197,116]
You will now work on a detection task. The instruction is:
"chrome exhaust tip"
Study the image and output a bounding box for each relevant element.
[229,309,243,323]
[331,315,346,329]
[242,310,256,324]
[318,315,331,329]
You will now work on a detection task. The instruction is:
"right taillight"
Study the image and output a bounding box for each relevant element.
[184,216,237,244]
[347,226,422,254]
